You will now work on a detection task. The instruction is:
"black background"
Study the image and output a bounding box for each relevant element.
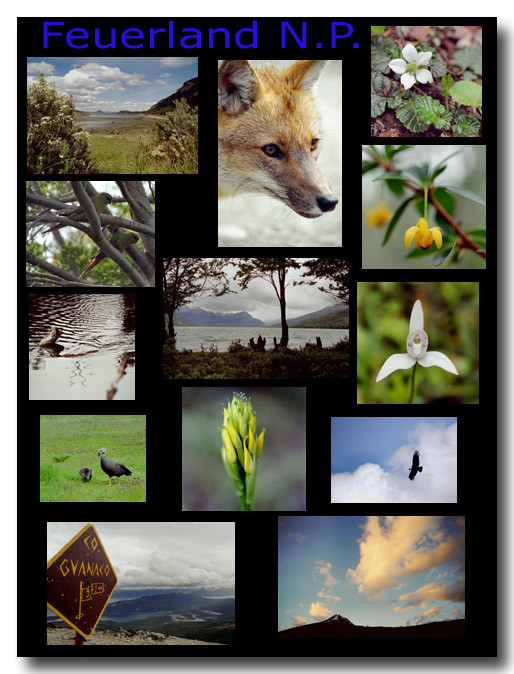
[18,16,497,658]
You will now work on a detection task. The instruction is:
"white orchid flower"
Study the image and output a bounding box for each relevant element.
[376,300,458,382]
[388,43,434,90]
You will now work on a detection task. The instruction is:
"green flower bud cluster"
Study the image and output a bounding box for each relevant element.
[220,392,265,511]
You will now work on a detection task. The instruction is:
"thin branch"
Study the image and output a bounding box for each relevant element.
[365,148,486,259]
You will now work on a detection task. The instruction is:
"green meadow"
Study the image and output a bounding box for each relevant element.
[40,415,146,502]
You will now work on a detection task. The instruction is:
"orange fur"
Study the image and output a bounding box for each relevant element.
[218,60,338,218]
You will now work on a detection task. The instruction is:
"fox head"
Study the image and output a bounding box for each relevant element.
[218,60,338,219]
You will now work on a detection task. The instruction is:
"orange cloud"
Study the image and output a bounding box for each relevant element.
[346,516,465,600]
[309,602,332,621]
[397,581,465,608]
[292,616,307,626]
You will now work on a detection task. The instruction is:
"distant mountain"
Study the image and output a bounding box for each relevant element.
[102,590,235,622]
[176,306,266,328]
[278,614,465,638]
[269,304,348,328]
[148,77,199,111]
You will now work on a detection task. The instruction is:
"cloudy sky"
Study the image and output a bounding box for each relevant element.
[183,259,341,324]
[27,57,197,112]
[278,516,465,630]
[331,417,457,503]
[47,522,235,590]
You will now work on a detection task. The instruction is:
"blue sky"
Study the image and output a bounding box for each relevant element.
[27,57,197,111]
[278,516,465,631]
[331,417,457,503]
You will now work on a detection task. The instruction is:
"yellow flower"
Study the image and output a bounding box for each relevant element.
[405,218,442,250]
[365,201,394,227]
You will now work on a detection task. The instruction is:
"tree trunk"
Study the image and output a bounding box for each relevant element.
[278,268,289,348]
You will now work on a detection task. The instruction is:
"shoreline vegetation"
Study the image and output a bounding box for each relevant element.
[163,338,350,380]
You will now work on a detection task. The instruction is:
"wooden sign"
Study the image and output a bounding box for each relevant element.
[47,523,118,639]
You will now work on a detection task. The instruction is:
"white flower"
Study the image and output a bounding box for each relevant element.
[376,299,458,382]
[388,43,434,90]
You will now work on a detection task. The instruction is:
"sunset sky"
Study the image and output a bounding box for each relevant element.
[331,417,457,503]
[278,516,465,630]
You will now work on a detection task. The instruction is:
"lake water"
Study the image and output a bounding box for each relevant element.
[29,294,135,400]
[77,113,145,129]
[175,326,349,352]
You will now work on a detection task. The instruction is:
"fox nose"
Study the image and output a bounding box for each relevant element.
[317,195,338,212]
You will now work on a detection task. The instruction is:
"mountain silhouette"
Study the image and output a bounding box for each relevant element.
[279,615,464,638]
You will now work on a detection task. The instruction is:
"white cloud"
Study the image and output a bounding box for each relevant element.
[313,560,339,588]
[332,422,457,503]
[160,57,197,68]
[292,616,307,626]
[27,61,55,75]
[288,532,307,543]
[309,602,332,621]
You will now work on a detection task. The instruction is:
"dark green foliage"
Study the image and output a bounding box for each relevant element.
[164,341,349,380]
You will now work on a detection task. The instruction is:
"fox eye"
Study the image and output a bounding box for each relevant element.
[310,138,319,151]
[262,144,283,158]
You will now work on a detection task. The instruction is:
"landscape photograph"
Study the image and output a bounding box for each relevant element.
[27,57,198,174]
[278,515,465,638]
[331,417,457,503]
[47,521,235,645]
[26,181,155,287]
[163,258,349,379]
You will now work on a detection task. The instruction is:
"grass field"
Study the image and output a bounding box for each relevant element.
[40,415,146,502]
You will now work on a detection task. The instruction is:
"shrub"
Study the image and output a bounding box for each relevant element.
[27,74,96,174]
[136,99,198,173]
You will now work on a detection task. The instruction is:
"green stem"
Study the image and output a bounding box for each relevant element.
[408,362,418,404]
[239,493,253,511]
[423,185,428,220]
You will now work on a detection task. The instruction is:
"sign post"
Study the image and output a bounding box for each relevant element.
[47,523,118,641]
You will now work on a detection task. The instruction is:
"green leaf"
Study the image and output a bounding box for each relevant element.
[454,47,482,75]
[371,36,395,73]
[432,187,456,229]
[452,109,481,137]
[385,43,402,59]
[386,94,405,109]
[406,163,430,183]
[372,173,408,183]
[382,196,416,246]
[433,240,457,267]
[396,100,430,133]
[385,179,404,196]
[362,160,378,175]
[371,26,385,34]
[463,71,478,81]
[441,74,454,96]
[449,81,482,107]
[430,59,447,78]
[467,228,487,245]
[371,72,391,95]
[371,95,387,117]
[441,185,486,206]
[413,96,452,130]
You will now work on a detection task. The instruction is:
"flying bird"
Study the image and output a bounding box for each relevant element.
[408,450,423,480]
[79,231,139,278]
[77,467,94,482]
[44,192,114,233]
[98,448,132,486]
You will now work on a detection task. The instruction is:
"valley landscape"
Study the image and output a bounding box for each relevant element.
[47,588,235,644]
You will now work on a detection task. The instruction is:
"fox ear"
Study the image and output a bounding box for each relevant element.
[285,60,328,94]
[218,60,262,114]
